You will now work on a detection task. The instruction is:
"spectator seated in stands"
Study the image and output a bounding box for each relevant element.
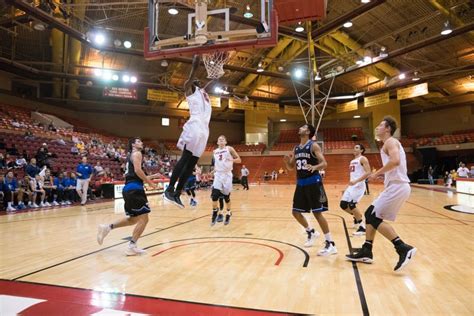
[36,143,52,168]
[21,150,29,161]
[10,118,20,128]
[0,175,4,211]
[3,171,27,211]
[0,138,5,150]
[6,144,19,156]
[271,170,278,180]
[26,158,41,181]
[24,129,35,140]
[0,153,6,169]
[14,155,27,169]
[279,167,284,175]
[351,134,358,141]
[30,174,46,208]
[42,169,57,206]
[4,154,15,170]
[48,122,56,132]
[71,144,79,155]
[263,171,271,181]
[94,161,105,177]
[55,138,66,146]
[19,175,33,208]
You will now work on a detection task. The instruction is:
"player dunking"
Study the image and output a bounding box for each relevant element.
[211,135,241,226]
[164,54,212,208]
[284,124,337,256]
[97,137,159,256]
[346,116,417,271]
[340,144,371,236]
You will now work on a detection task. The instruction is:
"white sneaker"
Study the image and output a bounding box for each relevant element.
[32,203,39,208]
[52,201,59,206]
[45,202,52,207]
[317,241,338,256]
[39,202,46,207]
[304,229,320,247]
[6,206,17,212]
[66,201,72,205]
[97,224,111,245]
[125,244,146,256]
[60,201,67,206]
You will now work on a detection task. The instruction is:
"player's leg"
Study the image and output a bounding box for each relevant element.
[223,193,232,225]
[210,188,221,226]
[292,185,320,247]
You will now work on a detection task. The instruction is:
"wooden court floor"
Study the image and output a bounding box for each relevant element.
[1,184,473,315]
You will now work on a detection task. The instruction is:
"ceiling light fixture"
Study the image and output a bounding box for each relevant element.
[295,22,304,33]
[244,4,253,18]
[122,75,130,83]
[161,60,169,67]
[168,7,179,15]
[343,21,353,28]
[94,33,106,45]
[412,71,420,81]
[112,74,119,81]
[33,21,47,31]
[440,20,452,35]
[353,115,361,118]
[123,40,132,49]
[293,68,304,79]
[398,73,406,80]
[379,46,388,58]
[315,72,322,81]
[280,119,287,122]
[94,69,103,77]
[361,0,371,3]
[130,76,137,83]
[257,62,264,73]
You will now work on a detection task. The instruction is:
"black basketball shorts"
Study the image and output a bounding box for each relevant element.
[292,182,328,213]
[123,189,151,217]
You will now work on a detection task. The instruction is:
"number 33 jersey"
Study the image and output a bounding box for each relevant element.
[294,140,320,179]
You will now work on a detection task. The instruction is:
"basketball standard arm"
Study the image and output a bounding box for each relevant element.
[184,54,201,96]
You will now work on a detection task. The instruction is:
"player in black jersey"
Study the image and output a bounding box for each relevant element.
[283,124,337,256]
[97,137,161,256]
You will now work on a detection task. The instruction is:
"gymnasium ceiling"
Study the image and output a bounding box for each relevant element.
[0,0,473,122]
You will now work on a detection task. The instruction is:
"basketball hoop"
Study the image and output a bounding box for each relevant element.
[202,51,230,79]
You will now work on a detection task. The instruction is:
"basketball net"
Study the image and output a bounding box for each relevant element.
[202,51,230,79]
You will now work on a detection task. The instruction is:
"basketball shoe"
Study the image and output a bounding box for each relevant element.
[317,241,338,256]
[97,224,111,245]
[345,244,373,263]
[304,228,320,247]
[394,244,417,271]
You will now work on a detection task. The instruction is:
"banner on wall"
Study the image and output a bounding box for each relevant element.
[284,105,302,115]
[103,87,137,99]
[364,92,389,107]
[397,83,428,100]
[256,102,280,112]
[146,89,179,102]
[229,99,254,111]
[336,100,358,113]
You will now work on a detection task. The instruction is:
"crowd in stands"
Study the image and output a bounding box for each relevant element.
[0,103,173,212]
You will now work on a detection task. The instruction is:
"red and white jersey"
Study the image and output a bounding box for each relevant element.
[213,146,233,173]
[349,156,365,182]
[185,88,211,128]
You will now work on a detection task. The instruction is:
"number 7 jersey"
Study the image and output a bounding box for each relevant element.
[294,140,320,179]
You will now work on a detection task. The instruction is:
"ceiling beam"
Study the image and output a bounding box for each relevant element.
[323,21,474,82]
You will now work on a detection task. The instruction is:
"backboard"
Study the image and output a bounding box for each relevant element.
[144,0,278,60]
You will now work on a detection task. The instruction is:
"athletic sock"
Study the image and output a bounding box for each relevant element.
[305,226,314,232]
[391,236,404,248]
[324,232,332,242]
[364,240,373,250]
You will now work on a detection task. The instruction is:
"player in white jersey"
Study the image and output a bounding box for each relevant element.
[210,135,241,226]
[346,116,416,271]
[164,54,212,208]
[340,144,371,236]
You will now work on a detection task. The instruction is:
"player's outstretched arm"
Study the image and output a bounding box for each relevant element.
[184,54,201,96]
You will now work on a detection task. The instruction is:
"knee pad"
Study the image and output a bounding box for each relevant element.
[340,200,349,210]
[224,194,230,204]
[364,205,383,229]
[348,202,357,210]
[211,188,221,201]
